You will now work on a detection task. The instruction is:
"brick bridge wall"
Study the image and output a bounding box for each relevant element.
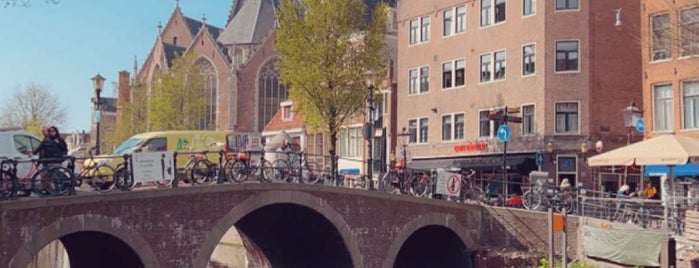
[0,184,578,267]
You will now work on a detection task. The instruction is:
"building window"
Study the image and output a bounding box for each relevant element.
[258,59,288,132]
[281,104,293,122]
[522,44,535,75]
[442,113,465,141]
[522,105,535,135]
[479,110,502,138]
[339,126,361,158]
[555,102,579,134]
[443,59,465,89]
[197,58,217,130]
[555,0,578,10]
[408,118,429,144]
[684,81,699,129]
[409,67,429,95]
[555,40,579,72]
[494,51,506,80]
[420,16,430,42]
[409,19,419,44]
[481,0,505,26]
[654,84,673,131]
[443,5,466,37]
[680,7,699,57]
[480,53,491,82]
[651,13,672,61]
[480,0,491,26]
[523,0,535,16]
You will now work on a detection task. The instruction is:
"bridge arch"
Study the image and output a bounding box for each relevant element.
[195,190,362,267]
[9,214,158,268]
[382,212,476,268]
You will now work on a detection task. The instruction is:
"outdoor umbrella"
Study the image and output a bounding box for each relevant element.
[587,134,699,167]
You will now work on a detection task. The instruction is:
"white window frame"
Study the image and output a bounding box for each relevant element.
[480,0,506,27]
[338,125,362,158]
[683,80,699,129]
[408,117,429,144]
[281,101,294,122]
[554,40,580,73]
[679,7,699,58]
[442,58,466,89]
[480,49,506,83]
[420,16,430,42]
[443,5,466,37]
[409,16,430,45]
[478,108,503,138]
[554,101,580,134]
[521,104,535,136]
[653,83,674,132]
[522,0,536,17]
[441,113,465,142]
[408,66,430,95]
[522,43,536,76]
[651,13,672,61]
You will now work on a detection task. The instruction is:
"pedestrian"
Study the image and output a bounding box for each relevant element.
[617,184,632,198]
[642,180,657,199]
[32,126,68,164]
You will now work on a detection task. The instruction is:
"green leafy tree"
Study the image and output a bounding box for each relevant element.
[0,83,66,135]
[276,0,387,177]
[147,53,208,131]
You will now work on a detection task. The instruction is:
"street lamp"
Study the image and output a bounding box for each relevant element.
[581,140,589,162]
[622,101,643,145]
[397,127,411,187]
[91,73,106,155]
[546,141,555,163]
[364,70,378,190]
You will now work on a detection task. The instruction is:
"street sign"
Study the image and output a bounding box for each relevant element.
[488,111,523,123]
[497,125,511,143]
[635,118,645,133]
[436,170,461,197]
[535,151,544,167]
[132,151,175,183]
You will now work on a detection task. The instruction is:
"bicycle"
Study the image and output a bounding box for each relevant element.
[522,183,576,214]
[272,151,321,184]
[381,161,412,195]
[3,157,72,197]
[228,150,274,183]
[80,147,118,192]
[188,150,219,185]
[460,169,486,203]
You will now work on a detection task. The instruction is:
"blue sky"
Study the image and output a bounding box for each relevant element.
[0,0,229,133]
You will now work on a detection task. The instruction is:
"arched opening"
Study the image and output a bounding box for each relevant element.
[394,225,472,268]
[196,57,217,130]
[257,59,288,132]
[209,203,352,267]
[27,231,143,268]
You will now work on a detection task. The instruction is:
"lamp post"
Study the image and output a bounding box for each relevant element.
[364,70,377,190]
[91,73,106,155]
[581,140,589,162]
[398,127,411,189]
[622,101,643,145]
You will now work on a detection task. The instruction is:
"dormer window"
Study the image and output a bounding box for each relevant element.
[281,101,293,121]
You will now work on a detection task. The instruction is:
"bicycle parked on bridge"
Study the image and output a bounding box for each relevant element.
[380,160,429,197]
[228,150,274,183]
[272,150,321,184]
[459,169,486,203]
[522,180,576,214]
[2,157,72,198]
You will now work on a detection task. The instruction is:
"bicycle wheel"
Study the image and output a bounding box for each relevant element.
[302,161,321,184]
[230,160,248,183]
[464,186,485,203]
[190,159,214,185]
[221,160,235,183]
[114,166,134,190]
[91,164,116,193]
[381,172,400,194]
[1,171,13,200]
[271,159,290,183]
[258,160,274,183]
[352,176,367,189]
[410,176,431,197]
[522,190,543,210]
[557,194,576,214]
[31,167,69,197]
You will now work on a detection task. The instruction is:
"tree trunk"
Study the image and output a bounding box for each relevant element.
[328,108,339,186]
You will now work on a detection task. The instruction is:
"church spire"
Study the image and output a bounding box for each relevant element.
[157,21,163,35]
[175,0,179,9]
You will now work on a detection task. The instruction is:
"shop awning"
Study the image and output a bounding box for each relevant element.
[410,154,533,171]
[644,164,699,177]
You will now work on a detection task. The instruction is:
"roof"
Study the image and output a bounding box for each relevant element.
[263,105,303,132]
[183,16,224,41]
[162,43,186,66]
[218,0,279,45]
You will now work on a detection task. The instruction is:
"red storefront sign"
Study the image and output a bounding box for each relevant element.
[453,142,488,152]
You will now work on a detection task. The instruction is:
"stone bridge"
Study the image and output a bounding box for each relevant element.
[0,184,579,267]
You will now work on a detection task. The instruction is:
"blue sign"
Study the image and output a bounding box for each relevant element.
[339,169,360,175]
[635,118,645,133]
[497,125,511,143]
[535,151,544,167]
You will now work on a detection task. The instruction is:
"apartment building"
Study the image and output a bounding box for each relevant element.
[641,0,699,188]
[396,0,642,193]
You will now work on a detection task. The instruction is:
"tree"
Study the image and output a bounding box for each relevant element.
[276,0,387,178]
[147,53,208,131]
[0,83,66,136]
[2,0,59,8]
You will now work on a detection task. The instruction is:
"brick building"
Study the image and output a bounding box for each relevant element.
[397,0,643,193]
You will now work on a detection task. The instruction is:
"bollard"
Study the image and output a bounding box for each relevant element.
[67,156,76,195]
[217,150,225,184]
[172,152,179,188]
